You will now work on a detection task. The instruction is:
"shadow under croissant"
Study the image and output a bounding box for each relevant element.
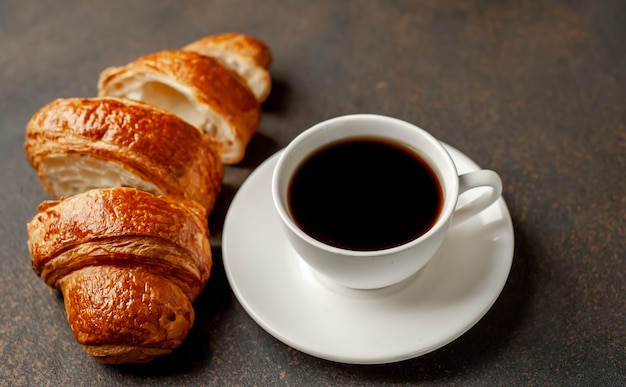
[236,131,282,171]
[209,133,280,241]
[259,76,292,116]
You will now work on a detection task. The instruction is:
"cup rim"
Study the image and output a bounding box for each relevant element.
[271,113,460,257]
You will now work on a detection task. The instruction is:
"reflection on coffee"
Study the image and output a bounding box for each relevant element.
[288,137,443,251]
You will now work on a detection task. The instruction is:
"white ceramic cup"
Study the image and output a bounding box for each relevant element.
[272,114,502,289]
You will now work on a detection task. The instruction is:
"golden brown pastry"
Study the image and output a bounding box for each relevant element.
[97,50,261,164]
[183,33,272,103]
[27,187,212,364]
[24,97,223,213]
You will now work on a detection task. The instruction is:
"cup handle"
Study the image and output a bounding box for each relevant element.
[451,170,503,226]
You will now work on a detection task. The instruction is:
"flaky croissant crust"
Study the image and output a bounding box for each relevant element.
[25,32,272,364]
[61,265,195,363]
[27,187,212,300]
[183,32,272,102]
[184,32,272,69]
[98,50,261,164]
[25,97,223,213]
[26,188,212,364]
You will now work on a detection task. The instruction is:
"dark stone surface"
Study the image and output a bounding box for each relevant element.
[1,0,624,385]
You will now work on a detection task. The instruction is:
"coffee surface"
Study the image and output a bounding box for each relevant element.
[288,137,443,251]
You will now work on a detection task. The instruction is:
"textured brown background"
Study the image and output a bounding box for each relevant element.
[1,0,624,385]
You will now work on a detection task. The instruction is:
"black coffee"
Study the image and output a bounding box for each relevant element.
[287,137,443,251]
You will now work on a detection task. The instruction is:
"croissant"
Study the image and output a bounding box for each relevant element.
[27,187,212,364]
[182,32,272,103]
[24,97,223,213]
[25,32,270,365]
[97,50,261,164]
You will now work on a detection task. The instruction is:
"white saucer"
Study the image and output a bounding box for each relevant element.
[222,144,514,364]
